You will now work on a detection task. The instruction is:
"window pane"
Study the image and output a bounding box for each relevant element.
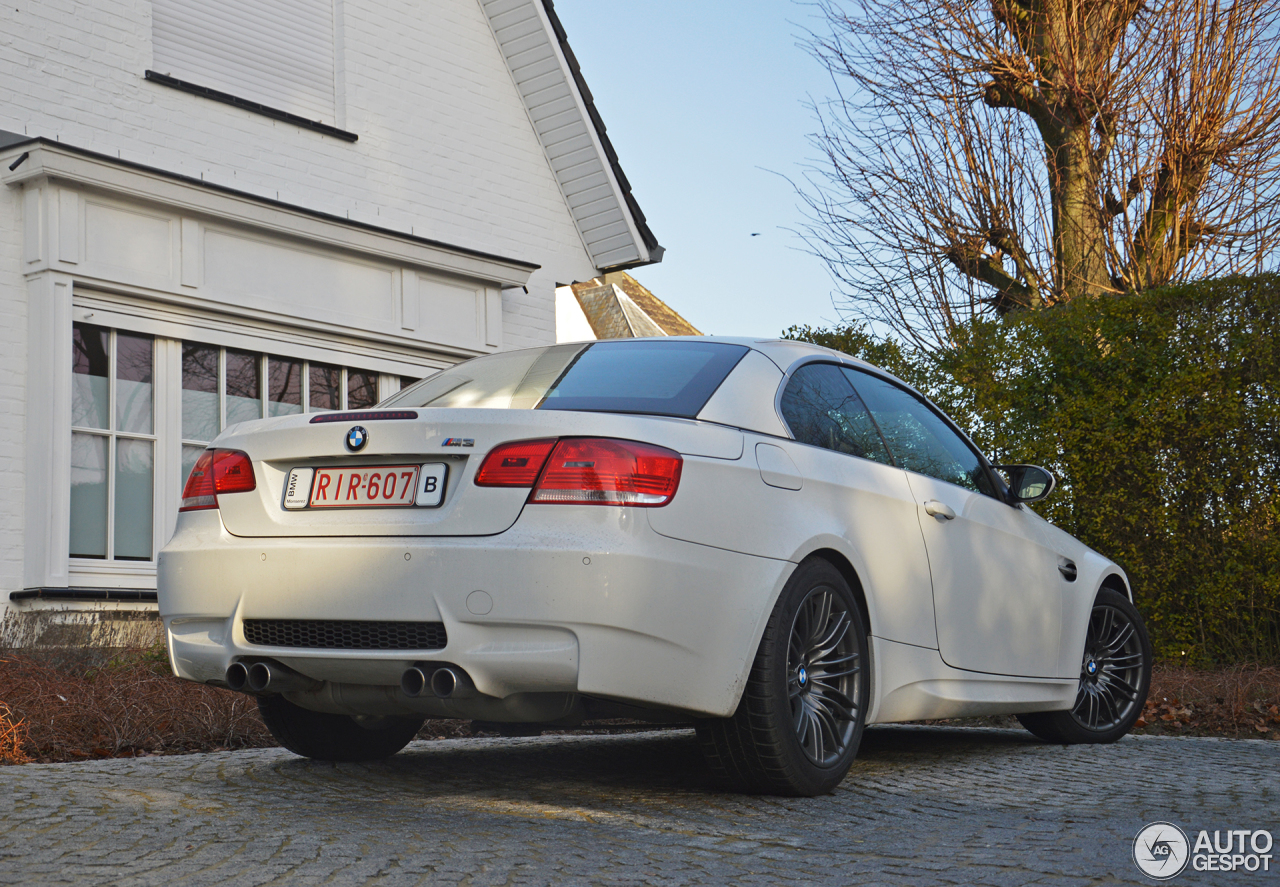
[181,445,206,496]
[226,349,262,426]
[844,369,995,495]
[72,323,109,430]
[347,370,379,409]
[182,344,220,442]
[267,356,303,417]
[780,364,892,464]
[539,341,748,418]
[114,439,153,560]
[309,363,341,411]
[69,432,108,558]
[116,332,154,434]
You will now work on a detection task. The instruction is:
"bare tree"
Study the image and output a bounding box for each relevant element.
[801,0,1280,348]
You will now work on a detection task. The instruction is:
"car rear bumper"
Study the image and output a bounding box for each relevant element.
[158,507,790,718]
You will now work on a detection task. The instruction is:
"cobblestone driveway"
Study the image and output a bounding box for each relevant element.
[1,726,1275,886]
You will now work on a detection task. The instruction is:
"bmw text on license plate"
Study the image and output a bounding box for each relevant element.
[283,464,448,509]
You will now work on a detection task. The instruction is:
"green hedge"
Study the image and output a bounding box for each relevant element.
[788,274,1280,664]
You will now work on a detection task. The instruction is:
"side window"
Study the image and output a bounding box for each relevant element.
[843,368,997,496]
[780,363,893,465]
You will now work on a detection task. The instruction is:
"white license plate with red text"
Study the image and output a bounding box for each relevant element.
[283,464,448,509]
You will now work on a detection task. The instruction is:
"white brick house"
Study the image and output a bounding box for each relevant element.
[0,0,661,621]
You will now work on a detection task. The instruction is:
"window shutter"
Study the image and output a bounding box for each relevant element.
[152,0,336,124]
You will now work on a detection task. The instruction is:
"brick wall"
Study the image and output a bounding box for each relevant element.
[0,0,601,348]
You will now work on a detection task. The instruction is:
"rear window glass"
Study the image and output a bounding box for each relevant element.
[382,341,748,418]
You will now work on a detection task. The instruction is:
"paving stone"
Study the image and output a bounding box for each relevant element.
[0,726,1275,885]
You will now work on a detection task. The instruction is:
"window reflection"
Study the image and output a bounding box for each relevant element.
[72,323,109,430]
[268,356,303,416]
[844,369,996,496]
[69,432,108,558]
[225,349,262,426]
[780,363,892,465]
[116,332,153,435]
[309,363,341,411]
[182,344,220,442]
[114,439,153,560]
[348,370,378,409]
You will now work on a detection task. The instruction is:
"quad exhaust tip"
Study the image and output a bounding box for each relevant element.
[225,660,317,695]
[401,665,473,699]
[225,661,249,692]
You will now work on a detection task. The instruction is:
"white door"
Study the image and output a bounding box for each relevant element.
[843,368,1065,678]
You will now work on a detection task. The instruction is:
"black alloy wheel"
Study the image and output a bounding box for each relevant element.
[1018,588,1152,744]
[697,559,869,796]
[788,583,862,767]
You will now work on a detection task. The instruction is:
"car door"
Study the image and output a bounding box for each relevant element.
[843,368,1066,678]
[776,363,938,650]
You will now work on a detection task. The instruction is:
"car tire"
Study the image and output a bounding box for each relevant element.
[1017,588,1152,744]
[696,559,870,796]
[258,695,424,762]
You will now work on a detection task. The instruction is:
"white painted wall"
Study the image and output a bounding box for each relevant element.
[0,0,638,614]
[554,285,596,343]
[0,0,602,347]
[0,184,26,598]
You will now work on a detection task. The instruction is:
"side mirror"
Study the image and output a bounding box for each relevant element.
[995,464,1056,504]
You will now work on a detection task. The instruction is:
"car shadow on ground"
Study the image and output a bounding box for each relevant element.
[267,724,1046,800]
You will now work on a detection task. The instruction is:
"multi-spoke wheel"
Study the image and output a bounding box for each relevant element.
[696,559,869,796]
[1018,588,1151,744]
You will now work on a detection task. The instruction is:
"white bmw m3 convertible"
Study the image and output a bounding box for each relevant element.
[158,337,1152,795]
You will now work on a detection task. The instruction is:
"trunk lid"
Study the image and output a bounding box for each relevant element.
[211,408,743,537]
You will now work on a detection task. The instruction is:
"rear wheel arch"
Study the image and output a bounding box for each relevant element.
[805,549,872,641]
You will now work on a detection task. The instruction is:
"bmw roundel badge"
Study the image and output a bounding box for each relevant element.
[345,426,369,452]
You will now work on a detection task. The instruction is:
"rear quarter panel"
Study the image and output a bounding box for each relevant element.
[647,433,938,650]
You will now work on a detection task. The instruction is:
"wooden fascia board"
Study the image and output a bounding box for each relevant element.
[0,140,539,287]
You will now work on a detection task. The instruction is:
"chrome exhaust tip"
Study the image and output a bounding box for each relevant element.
[430,666,473,699]
[225,661,249,692]
[245,661,317,694]
[246,661,274,693]
[400,666,430,698]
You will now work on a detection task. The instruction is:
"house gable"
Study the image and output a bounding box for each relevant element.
[481,0,663,271]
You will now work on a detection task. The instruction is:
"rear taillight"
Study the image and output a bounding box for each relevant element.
[474,439,557,487]
[179,449,257,512]
[532,438,682,506]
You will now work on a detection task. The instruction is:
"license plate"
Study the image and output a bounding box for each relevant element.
[283,464,448,509]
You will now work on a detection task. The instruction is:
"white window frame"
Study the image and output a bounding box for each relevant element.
[69,326,162,564]
[26,281,430,593]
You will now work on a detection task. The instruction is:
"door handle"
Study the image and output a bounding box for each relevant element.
[924,500,956,520]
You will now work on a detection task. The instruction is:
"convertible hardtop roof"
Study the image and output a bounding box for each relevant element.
[558,335,887,377]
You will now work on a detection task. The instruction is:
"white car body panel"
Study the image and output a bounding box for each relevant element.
[647,434,938,651]
[696,349,788,437]
[904,471,1067,678]
[214,409,743,538]
[158,337,1131,728]
[161,506,791,719]
[870,637,1077,722]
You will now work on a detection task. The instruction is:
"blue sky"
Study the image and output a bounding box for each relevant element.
[552,0,844,338]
